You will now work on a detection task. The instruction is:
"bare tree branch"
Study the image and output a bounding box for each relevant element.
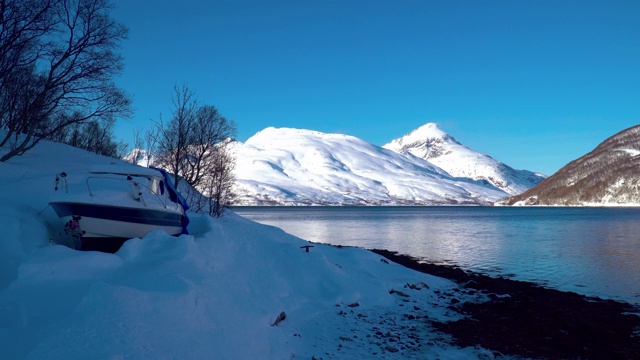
[0,0,130,162]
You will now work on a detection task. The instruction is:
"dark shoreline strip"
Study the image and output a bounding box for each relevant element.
[371,249,640,359]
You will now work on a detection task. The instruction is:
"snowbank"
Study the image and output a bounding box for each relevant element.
[0,139,497,359]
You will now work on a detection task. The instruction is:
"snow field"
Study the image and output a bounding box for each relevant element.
[0,136,505,359]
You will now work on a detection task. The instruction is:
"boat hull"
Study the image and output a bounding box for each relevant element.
[50,202,185,244]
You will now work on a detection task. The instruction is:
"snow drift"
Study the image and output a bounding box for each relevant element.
[0,137,498,359]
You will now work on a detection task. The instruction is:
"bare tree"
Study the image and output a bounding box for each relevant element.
[51,116,124,157]
[181,104,236,187]
[180,143,236,217]
[203,144,236,217]
[0,0,131,162]
[144,124,159,168]
[125,127,145,165]
[153,85,237,215]
[154,85,196,189]
[154,85,236,189]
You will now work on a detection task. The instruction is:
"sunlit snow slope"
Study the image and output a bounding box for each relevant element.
[231,127,508,205]
[383,123,546,195]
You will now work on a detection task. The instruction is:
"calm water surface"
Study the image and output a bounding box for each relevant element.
[233,206,640,304]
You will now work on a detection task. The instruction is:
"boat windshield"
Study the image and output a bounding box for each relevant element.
[148,177,164,196]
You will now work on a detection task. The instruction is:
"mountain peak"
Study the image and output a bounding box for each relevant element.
[409,122,447,138]
[384,123,546,195]
[389,123,459,149]
[383,123,462,161]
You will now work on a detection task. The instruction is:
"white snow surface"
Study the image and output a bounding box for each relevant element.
[383,123,546,195]
[231,127,509,205]
[0,138,504,359]
[620,148,640,157]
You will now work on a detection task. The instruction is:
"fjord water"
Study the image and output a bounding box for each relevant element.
[233,206,640,304]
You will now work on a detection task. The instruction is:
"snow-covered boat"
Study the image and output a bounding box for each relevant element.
[50,164,189,252]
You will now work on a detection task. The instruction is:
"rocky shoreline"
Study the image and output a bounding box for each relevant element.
[372,249,640,359]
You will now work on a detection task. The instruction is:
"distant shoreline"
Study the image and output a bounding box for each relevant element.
[372,249,640,359]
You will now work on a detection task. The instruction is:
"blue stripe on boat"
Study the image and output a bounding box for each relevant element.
[50,202,184,227]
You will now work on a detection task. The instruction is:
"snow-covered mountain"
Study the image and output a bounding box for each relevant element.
[504,125,640,206]
[230,127,509,205]
[383,123,546,195]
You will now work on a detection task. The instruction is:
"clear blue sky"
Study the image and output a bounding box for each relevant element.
[112,0,639,176]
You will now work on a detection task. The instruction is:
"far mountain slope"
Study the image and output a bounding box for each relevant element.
[383,123,546,195]
[504,125,640,206]
[230,127,508,205]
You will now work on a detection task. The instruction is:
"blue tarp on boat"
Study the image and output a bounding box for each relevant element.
[151,167,190,235]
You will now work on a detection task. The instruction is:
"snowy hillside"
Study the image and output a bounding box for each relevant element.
[231,127,508,205]
[0,137,498,359]
[504,124,640,206]
[383,123,546,195]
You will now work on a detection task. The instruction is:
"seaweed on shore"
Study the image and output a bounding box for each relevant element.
[372,249,640,359]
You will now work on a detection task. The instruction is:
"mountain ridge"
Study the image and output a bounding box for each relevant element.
[503,125,640,206]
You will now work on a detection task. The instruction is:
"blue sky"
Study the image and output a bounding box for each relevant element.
[112,0,639,176]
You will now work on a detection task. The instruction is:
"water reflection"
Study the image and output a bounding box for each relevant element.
[233,206,640,304]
